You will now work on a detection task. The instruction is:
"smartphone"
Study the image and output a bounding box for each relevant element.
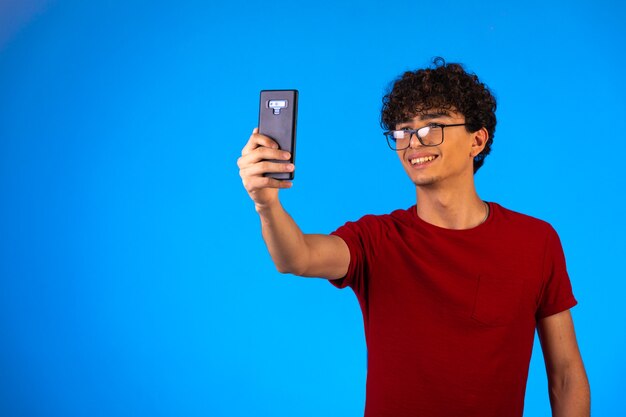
[258,89,298,180]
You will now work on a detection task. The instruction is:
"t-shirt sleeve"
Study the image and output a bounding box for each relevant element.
[536,226,578,320]
[328,217,371,297]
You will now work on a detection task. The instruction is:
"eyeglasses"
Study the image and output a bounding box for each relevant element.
[383,123,467,150]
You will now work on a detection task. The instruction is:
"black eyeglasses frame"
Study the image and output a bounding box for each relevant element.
[383,123,468,150]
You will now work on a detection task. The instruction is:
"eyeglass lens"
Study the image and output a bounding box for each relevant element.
[390,126,443,149]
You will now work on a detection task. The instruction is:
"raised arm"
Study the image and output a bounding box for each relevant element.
[237,128,349,279]
[537,310,590,417]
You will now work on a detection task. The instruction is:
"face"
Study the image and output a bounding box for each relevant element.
[395,109,486,188]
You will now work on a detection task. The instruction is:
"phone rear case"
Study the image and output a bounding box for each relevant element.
[259,90,298,180]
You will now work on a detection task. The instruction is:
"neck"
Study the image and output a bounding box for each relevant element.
[415,184,487,230]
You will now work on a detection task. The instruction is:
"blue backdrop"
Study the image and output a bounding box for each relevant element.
[1,0,624,416]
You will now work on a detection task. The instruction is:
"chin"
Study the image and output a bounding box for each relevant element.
[411,175,442,187]
[403,163,441,187]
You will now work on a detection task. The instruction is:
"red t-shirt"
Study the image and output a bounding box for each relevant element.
[330,202,577,417]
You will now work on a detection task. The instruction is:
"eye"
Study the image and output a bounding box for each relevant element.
[417,126,432,136]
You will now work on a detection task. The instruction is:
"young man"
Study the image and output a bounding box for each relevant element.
[237,58,590,417]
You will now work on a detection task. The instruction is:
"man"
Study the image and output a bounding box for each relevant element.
[237,58,590,416]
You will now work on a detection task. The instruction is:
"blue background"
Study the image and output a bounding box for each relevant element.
[1,0,624,416]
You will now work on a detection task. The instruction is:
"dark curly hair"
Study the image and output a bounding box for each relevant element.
[381,57,497,173]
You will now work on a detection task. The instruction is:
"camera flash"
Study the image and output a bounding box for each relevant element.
[268,99,288,115]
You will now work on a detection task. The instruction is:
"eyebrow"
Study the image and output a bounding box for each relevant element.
[419,111,451,120]
[396,110,452,128]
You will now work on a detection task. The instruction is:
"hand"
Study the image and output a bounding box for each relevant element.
[237,128,294,209]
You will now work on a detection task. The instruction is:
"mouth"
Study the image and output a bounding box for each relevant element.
[409,155,439,167]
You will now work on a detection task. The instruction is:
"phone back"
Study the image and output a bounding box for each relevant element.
[258,90,298,180]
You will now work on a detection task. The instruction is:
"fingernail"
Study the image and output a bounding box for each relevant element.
[282,152,290,158]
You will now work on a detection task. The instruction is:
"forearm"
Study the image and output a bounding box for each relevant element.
[549,368,590,417]
[256,200,309,275]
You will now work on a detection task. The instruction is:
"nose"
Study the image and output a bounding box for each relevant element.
[408,132,422,149]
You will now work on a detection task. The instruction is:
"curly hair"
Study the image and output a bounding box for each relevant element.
[381,57,497,173]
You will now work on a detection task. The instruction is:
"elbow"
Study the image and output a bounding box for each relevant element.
[548,366,591,416]
[271,248,310,276]
[275,262,306,276]
[275,264,292,275]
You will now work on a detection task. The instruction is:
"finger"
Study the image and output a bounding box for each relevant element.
[245,176,293,191]
[241,131,279,156]
[237,148,291,169]
[240,161,295,177]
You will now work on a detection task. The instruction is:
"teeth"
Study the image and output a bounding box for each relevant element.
[410,155,436,165]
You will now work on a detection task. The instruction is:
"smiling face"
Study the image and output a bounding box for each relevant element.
[381,60,497,174]
[395,109,487,188]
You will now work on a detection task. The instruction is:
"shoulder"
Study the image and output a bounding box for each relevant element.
[350,206,414,228]
[333,206,414,237]
[490,202,556,235]
[488,202,562,250]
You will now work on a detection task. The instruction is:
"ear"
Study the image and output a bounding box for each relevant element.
[470,127,489,158]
